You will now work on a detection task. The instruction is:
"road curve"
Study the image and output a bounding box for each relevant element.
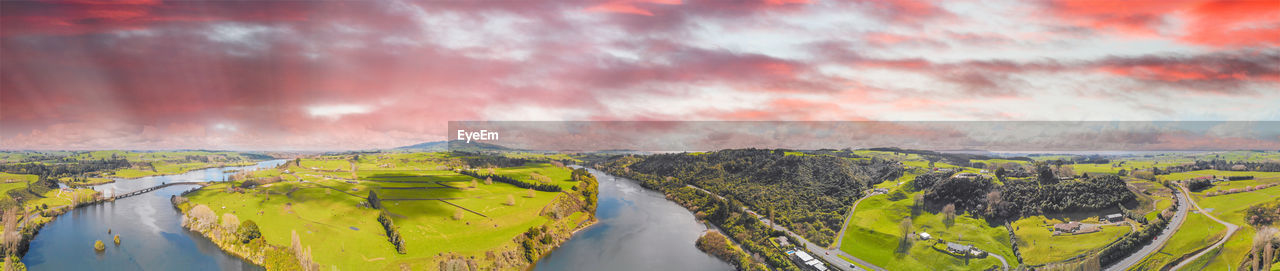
[831,193,877,250]
[1104,186,1189,271]
[989,252,1010,271]
[1170,185,1238,271]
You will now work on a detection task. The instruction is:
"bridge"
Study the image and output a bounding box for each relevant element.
[108,182,210,201]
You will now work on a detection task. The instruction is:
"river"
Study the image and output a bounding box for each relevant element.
[22,160,287,271]
[533,167,733,271]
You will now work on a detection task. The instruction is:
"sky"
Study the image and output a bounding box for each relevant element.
[1,0,1278,151]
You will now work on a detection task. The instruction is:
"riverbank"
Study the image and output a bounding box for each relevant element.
[20,160,286,270]
[4,190,103,269]
[109,161,257,179]
[532,167,734,271]
[158,155,597,270]
[172,194,303,270]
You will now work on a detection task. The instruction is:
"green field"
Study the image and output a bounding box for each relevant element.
[1184,177,1280,270]
[180,153,592,270]
[1131,212,1225,270]
[839,192,1012,270]
[1011,216,1131,266]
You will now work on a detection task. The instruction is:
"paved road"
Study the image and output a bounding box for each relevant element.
[685,185,882,271]
[1170,185,1238,271]
[1105,187,1190,271]
[831,192,878,250]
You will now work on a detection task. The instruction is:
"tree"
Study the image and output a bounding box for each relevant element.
[484,177,493,185]
[505,195,516,206]
[1037,163,1058,184]
[942,203,957,226]
[238,220,262,244]
[188,204,216,231]
[368,190,381,209]
[1251,227,1279,271]
[912,194,924,217]
[526,187,535,198]
[2,207,18,255]
[221,213,241,232]
[1058,165,1076,178]
[94,240,105,252]
[291,230,319,271]
[898,217,914,253]
[470,179,478,188]
[984,191,1003,218]
[221,213,241,240]
[453,209,464,220]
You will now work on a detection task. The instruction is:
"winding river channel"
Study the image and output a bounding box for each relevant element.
[534,167,733,271]
[21,162,727,270]
[22,160,286,271]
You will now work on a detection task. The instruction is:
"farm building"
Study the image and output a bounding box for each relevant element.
[919,232,932,240]
[1105,214,1124,223]
[776,236,791,247]
[946,242,973,254]
[1053,222,1081,233]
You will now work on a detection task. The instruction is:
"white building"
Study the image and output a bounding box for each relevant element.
[919,232,932,240]
[788,251,828,271]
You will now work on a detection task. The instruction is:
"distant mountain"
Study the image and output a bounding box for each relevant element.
[394,140,522,152]
[395,141,448,151]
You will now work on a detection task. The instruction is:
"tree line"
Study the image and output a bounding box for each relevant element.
[571,168,599,213]
[1159,160,1280,173]
[0,158,130,178]
[457,170,562,192]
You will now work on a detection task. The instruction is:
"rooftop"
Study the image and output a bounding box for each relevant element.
[946,242,972,252]
[794,251,815,262]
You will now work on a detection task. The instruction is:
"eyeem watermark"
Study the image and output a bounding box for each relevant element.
[457,130,499,143]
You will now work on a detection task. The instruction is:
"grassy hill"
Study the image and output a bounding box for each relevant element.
[174,152,596,270]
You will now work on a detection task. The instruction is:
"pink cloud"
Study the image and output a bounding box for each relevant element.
[1044,0,1280,48]
[1,0,1277,150]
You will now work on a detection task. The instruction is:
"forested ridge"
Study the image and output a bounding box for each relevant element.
[615,149,903,246]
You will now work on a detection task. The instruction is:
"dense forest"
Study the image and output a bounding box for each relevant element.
[910,170,1136,220]
[612,149,902,246]
[994,175,1135,218]
[921,175,994,212]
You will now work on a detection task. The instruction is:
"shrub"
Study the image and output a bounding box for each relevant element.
[238,220,262,244]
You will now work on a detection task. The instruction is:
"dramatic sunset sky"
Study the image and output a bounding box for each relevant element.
[2,0,1279,150]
